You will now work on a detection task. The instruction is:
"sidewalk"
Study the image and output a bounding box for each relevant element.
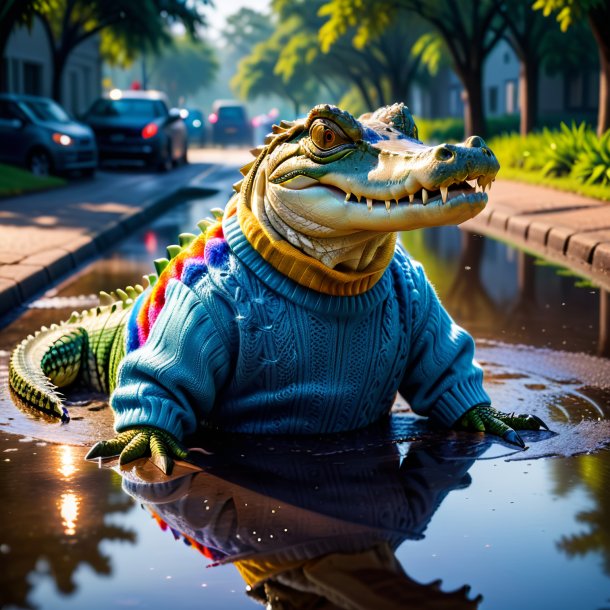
[0,164,608,321]
[462,179,610,292]
[0,161,220,319]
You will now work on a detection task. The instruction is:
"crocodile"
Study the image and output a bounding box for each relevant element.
[9,103,547,474]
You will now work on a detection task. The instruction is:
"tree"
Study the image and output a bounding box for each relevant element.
[279,0,429,112]
[0,0,38,87]
[223,7,275,59]
[492,0,558,135]
[534,0,610,135]
[319,0,507,137]
[34,0,209,103]
[147,36,218,105]
[231,16,320,116]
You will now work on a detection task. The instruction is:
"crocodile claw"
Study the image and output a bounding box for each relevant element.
[529,414,549,431]
[502,429,526,449]
[85,427,187,476]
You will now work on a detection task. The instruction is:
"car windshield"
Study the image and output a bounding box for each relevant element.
[218,106,246,121]
[87,99,165,119]
[21,99,71,123]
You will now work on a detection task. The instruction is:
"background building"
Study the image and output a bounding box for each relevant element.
[1,15,101,115]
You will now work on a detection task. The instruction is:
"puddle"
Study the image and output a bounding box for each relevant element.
[0,187,609,609]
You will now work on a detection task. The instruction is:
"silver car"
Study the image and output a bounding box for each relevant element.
[0,93,97,176]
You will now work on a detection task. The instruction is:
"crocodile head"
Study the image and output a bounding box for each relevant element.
[235,103,499,288]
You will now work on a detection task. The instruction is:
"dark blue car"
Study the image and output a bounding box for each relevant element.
[0,93,97,176]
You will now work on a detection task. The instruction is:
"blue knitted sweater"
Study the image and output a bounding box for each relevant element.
[110,214,490,440]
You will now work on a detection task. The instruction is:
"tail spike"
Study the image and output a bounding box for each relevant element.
[197,219,213,233]
[166,245,182,259]
[99,291,114,306]
[178,233,196,247]
[232,180,243,192]
[210,208,224,220]
[154,259,170,276]
[125,286,139,299]
[146,274,158,287]
[116,289,129,302]
[135,284,144,294]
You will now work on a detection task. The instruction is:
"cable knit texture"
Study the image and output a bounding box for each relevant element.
[110,213,490,439]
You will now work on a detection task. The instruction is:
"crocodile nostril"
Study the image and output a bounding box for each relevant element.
[435,146,455,161]
[465,135,485,148]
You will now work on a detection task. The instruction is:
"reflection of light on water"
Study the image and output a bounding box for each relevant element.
[59,492,80,536]
[58,445,77,478]
[57,446,80,535]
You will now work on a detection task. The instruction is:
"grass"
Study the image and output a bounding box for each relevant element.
[0,163,65,197]
[497,166,610,202]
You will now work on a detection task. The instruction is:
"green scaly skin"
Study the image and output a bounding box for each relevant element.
[10,103,549,475]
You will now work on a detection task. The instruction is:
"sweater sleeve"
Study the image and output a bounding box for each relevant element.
[398,262,490,428]
[110,279,232,440]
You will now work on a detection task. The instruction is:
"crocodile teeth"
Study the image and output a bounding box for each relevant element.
[345,192,351,202]
[421,189,428,205]
[440,186,448,204]
[409,194,415,203]
[366,198,373,211]
[385,200,391,212]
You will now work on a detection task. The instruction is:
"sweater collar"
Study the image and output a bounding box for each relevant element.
[231,176,397,297]
[223,211,393,317]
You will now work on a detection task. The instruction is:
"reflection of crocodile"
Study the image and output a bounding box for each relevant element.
[120,429,485,609]
[9,103,546,472]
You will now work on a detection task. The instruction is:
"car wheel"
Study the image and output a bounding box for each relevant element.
[28,149,52,177]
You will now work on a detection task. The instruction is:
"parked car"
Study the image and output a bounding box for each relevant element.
[0,93,97,177]
[181,107,206,146]
[83,90,187,170]
[209,100,253,147]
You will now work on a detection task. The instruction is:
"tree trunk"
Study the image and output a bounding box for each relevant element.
[461,65,485,138]
[51,49,68,103]
[588,8,610,136]
[519,56,538,136]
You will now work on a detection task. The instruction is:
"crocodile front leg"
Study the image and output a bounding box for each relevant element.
[456,405,549,448]
[86,426,189,475]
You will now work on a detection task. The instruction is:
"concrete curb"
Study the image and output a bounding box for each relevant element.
[0,182,217,321]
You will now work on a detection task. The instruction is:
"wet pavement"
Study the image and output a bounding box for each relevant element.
[1,170,610,609]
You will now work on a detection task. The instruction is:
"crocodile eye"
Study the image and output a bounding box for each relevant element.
[310,119,350,151]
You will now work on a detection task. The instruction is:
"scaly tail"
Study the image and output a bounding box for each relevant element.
[9,325,88,421]
[8,284,146,422]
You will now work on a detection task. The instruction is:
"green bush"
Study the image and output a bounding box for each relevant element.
[488,123,610,192]
[486,131,548,171]
[538,122,591,177]
[415,114,520,143]
[572,129,610,186]
[416,117,464,143]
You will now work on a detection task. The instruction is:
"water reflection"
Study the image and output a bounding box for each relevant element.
[400,227,601,355]
[0,441,136,609]
[119,427,489,609]
[553,450,610,575]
